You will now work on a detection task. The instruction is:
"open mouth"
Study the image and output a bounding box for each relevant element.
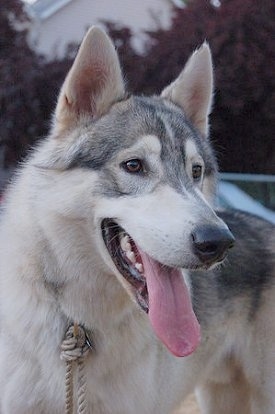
[101,218,201,357]
[101,219,149,312]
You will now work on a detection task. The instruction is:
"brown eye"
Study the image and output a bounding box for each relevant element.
[122,159,144,174]
[192,164,202,181]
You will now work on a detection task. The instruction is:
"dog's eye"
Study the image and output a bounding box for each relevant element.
[192,164,202,181]
[121,159,144,174]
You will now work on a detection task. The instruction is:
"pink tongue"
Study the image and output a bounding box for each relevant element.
[139,251,200,357]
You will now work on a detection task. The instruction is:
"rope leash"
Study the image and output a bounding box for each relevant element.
[61,324,92,414]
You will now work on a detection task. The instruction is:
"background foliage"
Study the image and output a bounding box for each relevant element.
[1,0,274,173]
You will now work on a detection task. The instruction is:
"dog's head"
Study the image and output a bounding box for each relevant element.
[34,27,234,357]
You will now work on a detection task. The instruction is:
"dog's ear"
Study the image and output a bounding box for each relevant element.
[161,43,213,137]
[54,26,125,133]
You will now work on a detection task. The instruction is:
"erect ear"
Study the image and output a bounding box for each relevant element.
[54,26,125,133]
[161,43,213,137]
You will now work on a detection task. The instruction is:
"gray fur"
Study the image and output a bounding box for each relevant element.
[71,96,216,178]
[192,210,275,325]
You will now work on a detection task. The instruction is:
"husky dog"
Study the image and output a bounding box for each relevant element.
[0,27,274,414]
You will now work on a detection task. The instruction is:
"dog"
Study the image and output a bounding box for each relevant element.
[0,26,274,414]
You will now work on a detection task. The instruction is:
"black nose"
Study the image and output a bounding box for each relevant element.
[192,225,235,265]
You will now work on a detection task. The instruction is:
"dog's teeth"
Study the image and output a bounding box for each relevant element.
[120,235,131,252]
[126,251,136,264]
[135,263,143,273]
[125,242,131,251]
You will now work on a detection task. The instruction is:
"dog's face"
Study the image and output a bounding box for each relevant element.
[33,28,234,357]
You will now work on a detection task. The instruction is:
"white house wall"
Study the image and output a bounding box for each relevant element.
[28,0,174,59]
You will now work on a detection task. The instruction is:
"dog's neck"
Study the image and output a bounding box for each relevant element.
[4,174,148,353]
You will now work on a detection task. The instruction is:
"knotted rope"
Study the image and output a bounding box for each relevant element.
[61,324,92,414]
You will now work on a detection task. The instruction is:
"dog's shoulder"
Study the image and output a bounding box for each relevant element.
[192,209,275,323]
